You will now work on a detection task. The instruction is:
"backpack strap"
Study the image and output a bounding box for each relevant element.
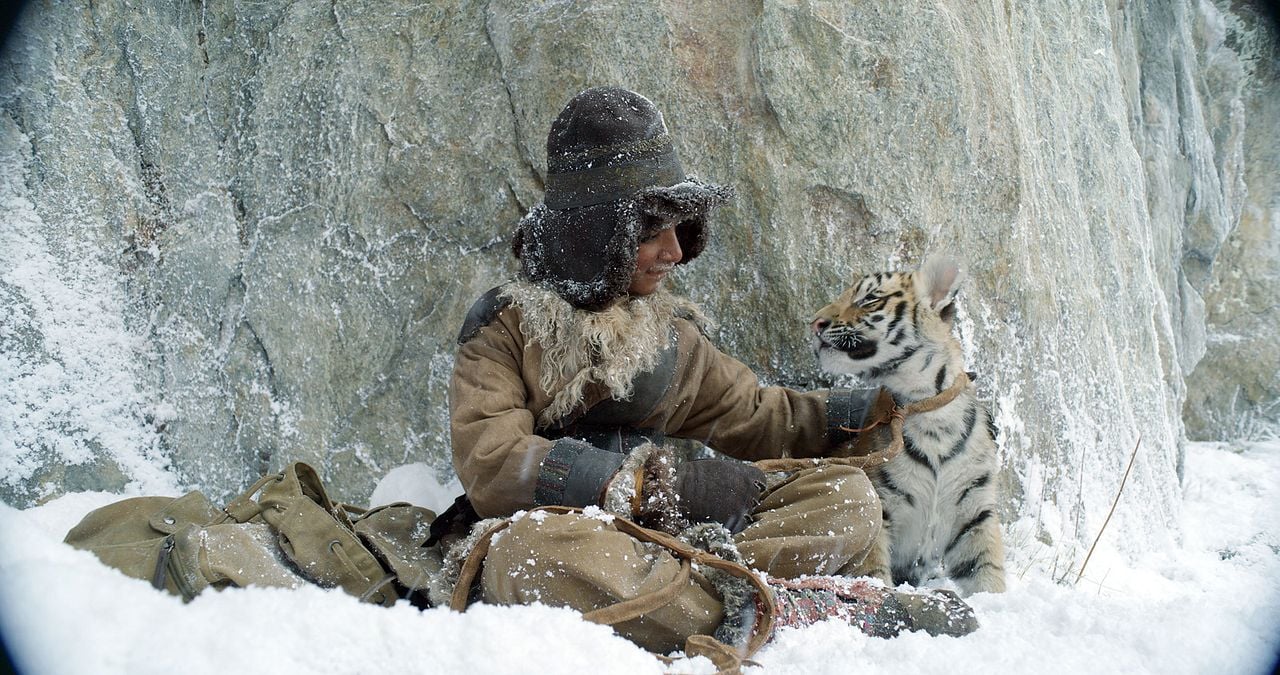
[221,473,280,523]
[457,285,512,345]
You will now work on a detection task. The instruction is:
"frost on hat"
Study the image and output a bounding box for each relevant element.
[512,86,733,311]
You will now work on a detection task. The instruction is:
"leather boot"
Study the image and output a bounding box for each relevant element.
[768,576,979,638]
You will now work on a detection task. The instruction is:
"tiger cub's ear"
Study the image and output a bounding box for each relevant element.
[914,255,965,323]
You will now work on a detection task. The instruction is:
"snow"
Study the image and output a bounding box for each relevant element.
[1,440,1277,675]
[369,462,463,515]
[0,134,177,501]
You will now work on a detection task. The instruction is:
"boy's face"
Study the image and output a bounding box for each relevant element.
[629,214,685,296]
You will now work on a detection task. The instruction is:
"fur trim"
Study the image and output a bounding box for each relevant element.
[678,523,760,648]
[600,442,656,519]
[516,200,639,311]
[636,179,734,218]
[636,445,688,534]
[425,516,508,608]
[501,280,708,428]
[629,177,733,266]
[599,443,689,534]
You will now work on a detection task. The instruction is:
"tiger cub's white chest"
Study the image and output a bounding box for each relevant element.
[870,394,999,584]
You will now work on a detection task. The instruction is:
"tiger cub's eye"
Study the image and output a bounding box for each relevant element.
[860,295,886,311]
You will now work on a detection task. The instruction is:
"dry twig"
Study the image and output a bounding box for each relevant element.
[1074,434,1143,585]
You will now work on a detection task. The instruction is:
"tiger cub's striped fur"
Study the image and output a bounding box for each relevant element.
[811,255,1006,595]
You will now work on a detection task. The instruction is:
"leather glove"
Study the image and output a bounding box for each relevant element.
[674,458,767,534]
[830,387,899,457]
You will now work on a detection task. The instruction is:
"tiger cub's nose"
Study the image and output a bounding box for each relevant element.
[811,318,831,334]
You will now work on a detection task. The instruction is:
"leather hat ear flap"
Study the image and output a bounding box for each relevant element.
[516,201,638,311]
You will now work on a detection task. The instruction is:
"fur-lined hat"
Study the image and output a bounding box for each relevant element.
[512,86,733,311]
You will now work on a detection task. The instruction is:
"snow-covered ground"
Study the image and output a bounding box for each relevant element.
[0,439,1276,675]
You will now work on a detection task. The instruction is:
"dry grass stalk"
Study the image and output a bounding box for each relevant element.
[1074,434,1143,585]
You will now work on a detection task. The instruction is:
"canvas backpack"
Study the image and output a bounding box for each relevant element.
[63,462,441,606]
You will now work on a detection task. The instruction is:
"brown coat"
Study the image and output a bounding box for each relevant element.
[450,301,841,517]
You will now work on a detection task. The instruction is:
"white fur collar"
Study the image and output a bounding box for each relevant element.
[501,281,707,428]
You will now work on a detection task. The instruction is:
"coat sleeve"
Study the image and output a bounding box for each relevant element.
[449,311,549,517]
[449,310,627,517]
[669,328,871,460]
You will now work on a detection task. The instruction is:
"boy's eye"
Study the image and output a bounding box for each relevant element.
[642,213,691,231]
[641,214,665,230]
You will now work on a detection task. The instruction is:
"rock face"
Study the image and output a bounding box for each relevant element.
[1178,3,1280,442]
[1,1,1275,552]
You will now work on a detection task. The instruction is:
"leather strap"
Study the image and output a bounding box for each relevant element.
[220,472,282,523]
[581,558,692,624]
[754,371,972,473]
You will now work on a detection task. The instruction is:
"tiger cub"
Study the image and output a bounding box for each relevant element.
[811,255,1006,595]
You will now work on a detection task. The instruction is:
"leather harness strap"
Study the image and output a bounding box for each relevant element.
[752,371,972,473]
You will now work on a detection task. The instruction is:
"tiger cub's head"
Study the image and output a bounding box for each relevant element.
[811,255,965,381]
